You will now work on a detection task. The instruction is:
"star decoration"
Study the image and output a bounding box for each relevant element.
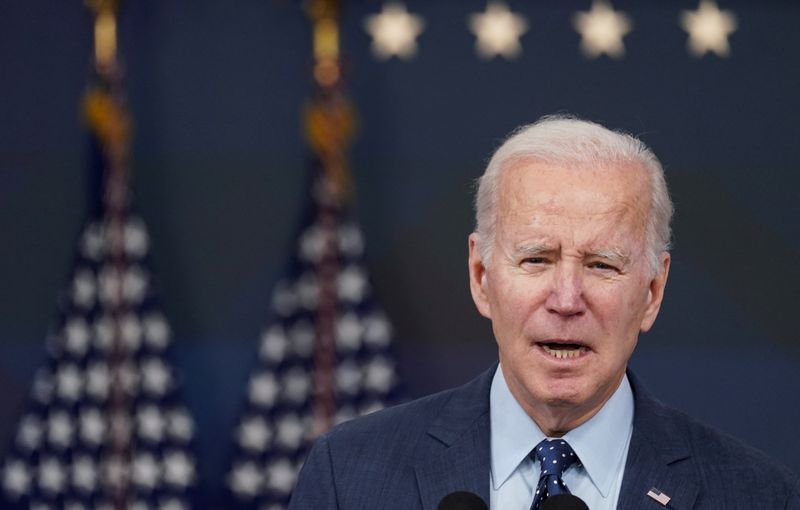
[469,1,528,59]
[103,455,129,491]
[64,318,91,357]
[335,313,363,351]
[265,459,296,495]
[299,225,325,263]
[337,265,369,302]
[281,368,312,404]
[259,325,288,364]
[79,407,107,445]
[162,450,194,488]
[141,357,172,396]
[271,280,298,317]
[71,269,96,309]
[249,372,280,407]
[364,356,396,393]
[16,415,43,450]
[80,222,105,261]
[38,457,66,494]
[167,408,194,442]
[71,455,98,493]
[573,1,633,59]
[143,312,170,350]
[680,0,737,57]
[3,459,31,496]
[335,361,362,396]
[56,364,83,402]
[288,320,315,357]
[120,314,143,351]
[338,224,364,257]
[137,405,166,443]
[364,2,425,60]
[132,453,161,490]
[124,218,149,258]
[85,362,110,400]
[228,461,262,497]
[275,414,305,450]
[237,416,272,452]
[47,411,75,449]
[364,313,392,347]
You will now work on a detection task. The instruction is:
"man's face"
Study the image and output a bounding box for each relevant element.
[469,158,670,431]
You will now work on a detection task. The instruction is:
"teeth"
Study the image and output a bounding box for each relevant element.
[542,345,586,359]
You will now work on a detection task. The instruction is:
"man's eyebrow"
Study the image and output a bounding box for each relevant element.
[587,248,631,265]
[514,243,556,256]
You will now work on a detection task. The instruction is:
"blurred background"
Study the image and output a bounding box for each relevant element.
[1,0,798,507]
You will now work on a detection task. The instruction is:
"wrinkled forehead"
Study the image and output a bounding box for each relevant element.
[496,157,652,236]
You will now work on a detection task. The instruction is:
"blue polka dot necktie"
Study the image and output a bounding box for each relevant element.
[529,438,581,510]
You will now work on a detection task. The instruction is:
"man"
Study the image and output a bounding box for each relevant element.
[288,116,800,509]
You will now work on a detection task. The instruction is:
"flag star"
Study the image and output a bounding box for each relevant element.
[364,356,396,393]
[137,405,167,443]
[469,1,528,60]
[289,320,316,357]
[93,315,114,352]
[338,265,369,302]
[79,407,107,445]
[71,268,96,309]
[85,362,110,401]
[680,0,737,57]
[16,414,43,450]
[124,218,149,258]
[143,313,170,350]
[56,364,84,402]
[167,408,194,442]
[271,280,298,317]
[64,318,91,357]
[163,450,194,488]
[299,224,326,263]
[364,2,425,60]
[3,459,31,496]
[260,326,288,364]
[228,461,262,497]
[32,369,55,404]
[275,414,306,450]
[265,458,296,495]
[38,457,67,494]
[98,266,121,306]
[338,224,364,258]
[120,314,143,351]
[335,361,362,396]
[282,368,312,403]
[573,1,632,59]
[249,372,280,407]
[296,272,319,310]
[237,416,272,452]
[72,455,98,493]
[158,498,188,510]
[364,313,392,348]
[80,222,105,261]
[47,411,75,449]
[123,266,149,304]
[141,357,172,396]
[117,361,140,395]
[335,313,363,351]
[132,453,161,490]
[110,411,133,445]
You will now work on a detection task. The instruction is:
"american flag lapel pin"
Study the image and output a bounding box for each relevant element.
[647,487,671,506]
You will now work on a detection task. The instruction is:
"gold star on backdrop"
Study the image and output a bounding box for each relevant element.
[364,2,425,60]
[573,1,632,59]
[468,1,528,60]
[680,0,737,57]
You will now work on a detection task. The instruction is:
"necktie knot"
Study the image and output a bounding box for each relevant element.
[529,439,580,510]
[532,438,579,478]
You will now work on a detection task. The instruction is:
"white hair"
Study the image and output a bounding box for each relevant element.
[474,115,673,275]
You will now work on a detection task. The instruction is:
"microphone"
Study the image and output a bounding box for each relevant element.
[437,491,489,510]
[541,494,590,510]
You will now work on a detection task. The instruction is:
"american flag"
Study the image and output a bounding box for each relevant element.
[0,211,199,510]
[223,167,404,509]
[1,4,198,508]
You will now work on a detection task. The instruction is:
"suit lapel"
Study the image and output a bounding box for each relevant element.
[414,367,494,510]
[617,372,699,510]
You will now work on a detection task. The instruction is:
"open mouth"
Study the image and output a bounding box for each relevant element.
[539,341,588,360]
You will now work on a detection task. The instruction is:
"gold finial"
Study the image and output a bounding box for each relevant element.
[86,0,121,67]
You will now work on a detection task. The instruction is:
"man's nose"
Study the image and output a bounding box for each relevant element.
[545,264,586,317]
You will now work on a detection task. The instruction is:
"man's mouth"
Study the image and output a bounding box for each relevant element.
[538,341,588,360]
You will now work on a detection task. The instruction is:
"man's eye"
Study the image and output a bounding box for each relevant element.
[589,261,617,271]
[523,257,547,265]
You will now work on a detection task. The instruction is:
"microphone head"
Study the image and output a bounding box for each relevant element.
[541,494,590,510]
[437,491,489,510]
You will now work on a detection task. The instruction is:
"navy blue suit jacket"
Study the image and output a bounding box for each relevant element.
[289,367,800,509]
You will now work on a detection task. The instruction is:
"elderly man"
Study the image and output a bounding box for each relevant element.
[288,116,800,509]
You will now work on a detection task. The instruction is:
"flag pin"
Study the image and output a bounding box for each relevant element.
[647,487,671,506]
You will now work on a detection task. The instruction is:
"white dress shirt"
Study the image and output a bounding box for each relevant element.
[489,365,634,510]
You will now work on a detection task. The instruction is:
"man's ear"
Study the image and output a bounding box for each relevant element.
[468,233,492,319]
[640,252,671,333]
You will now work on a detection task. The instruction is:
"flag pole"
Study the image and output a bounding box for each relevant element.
[304,0,356,437]
[84,1,134,507]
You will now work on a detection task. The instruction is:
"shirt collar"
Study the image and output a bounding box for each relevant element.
[489,365,634,497]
